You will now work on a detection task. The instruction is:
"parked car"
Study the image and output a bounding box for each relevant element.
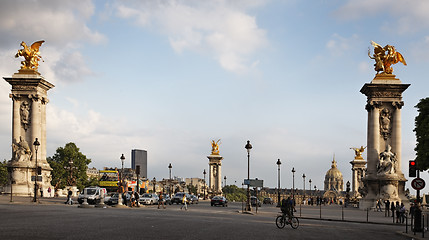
[189,194,199,204]
[160,194,172,205]
[77,186,106,204]
[251,196,261,207]
[139,193,159,205]
[263,197,274,204]
[107,192,133,205]
[211,196,228,207]
[171,192,190,204]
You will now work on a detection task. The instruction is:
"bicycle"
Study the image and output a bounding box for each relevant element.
[276,212,299,229]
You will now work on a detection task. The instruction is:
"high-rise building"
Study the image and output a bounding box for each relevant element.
[131,149,147,179]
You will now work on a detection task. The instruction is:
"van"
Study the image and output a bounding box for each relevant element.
[78,186,106,204]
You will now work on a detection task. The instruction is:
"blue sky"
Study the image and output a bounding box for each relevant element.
[1,0,428,195]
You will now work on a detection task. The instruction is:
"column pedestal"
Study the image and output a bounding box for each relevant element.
[207,154,223,196]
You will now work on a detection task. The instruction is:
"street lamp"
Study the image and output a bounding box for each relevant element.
[64,159,77,186]
[168,163,172,195]
[276,159,281,207]
[309,179,312,197]
[302,173,306,205]
[118,154,125,206]
[245,140,252,211]
[203,169,207,200]
[33,138,40,203]
[224,176,227,188]
[292,167,296,200]
[153,177,156,193]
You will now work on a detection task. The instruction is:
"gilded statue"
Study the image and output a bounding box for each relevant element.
[350,146,366,159]
[15,40,45,71]
[368,41,406,74]
[211,139,221,155]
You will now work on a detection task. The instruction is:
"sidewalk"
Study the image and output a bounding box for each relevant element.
[0,194,69,205]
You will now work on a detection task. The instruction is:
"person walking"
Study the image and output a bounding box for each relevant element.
[400,203,406,223]
[158,192,166,209]
[385,200,390,217]
[391,201,395,220]
[65,189,73,205]
[134,191,140,207]
[409,203,415,226]
[395,201,400,223]
[180,194,187,210]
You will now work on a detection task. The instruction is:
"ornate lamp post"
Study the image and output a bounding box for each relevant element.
[117,154,125,206]
[292,167,296,200]
[64,159,77,186]
[168,163,172,195]
[245,140,252,211]
[302,173,306,204]
[309,179,312,197]
[33,138,40,203]
[203,169,207,200]
[152,177,157,193]
[224,176,227,188]
[276,159,281,207]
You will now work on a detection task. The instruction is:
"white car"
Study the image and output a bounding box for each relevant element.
[139,193,159,205]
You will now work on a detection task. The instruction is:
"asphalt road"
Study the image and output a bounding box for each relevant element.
[0,198,415,240]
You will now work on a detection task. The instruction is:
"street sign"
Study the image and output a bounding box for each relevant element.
[411,178,426,190]
[243,179,264,187]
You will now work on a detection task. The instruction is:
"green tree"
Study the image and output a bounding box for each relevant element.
[0,160,9,186]
[47,142,91,191]
[187,184,197,195]
[414,97,429,170]
[222,185,247,202]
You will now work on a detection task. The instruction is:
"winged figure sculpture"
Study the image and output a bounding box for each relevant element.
[368,41,406,74]
[15,40,45,71]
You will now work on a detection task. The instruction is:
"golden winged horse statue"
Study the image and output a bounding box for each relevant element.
[368,41,406,74]
[15,40,45,71]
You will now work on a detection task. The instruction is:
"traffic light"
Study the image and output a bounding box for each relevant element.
[409,160,417,178]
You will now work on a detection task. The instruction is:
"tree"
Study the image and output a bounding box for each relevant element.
[414,97,429,170]
[47,142,91,191]
[0,160,9,186]
[222,185,247,202]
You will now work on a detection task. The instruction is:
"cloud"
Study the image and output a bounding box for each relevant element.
[326,33,360,57]
[0,0,105,84]
[114,0,268,74]
[334,0,429,34]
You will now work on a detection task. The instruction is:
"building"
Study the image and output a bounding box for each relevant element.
[131,149,147,178]
[86,167,99,180]
[323,158,344,203]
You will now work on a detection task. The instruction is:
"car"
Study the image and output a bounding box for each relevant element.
[251,196,262,207]
[160,194,172,205]
[263,197,274,204]
[139,193,159,205]
[189,194,199,204]
[107,192,133,205]
[211,196,228,207]
[171,192,190,204]
[77,186,106,204]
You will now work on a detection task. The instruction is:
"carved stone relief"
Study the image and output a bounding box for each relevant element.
[12,136,32,162]
[377,145,397,175]
[20,101,30,130]
[379,108,391,140]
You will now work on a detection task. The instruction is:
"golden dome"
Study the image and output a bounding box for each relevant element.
[325,159,343,180]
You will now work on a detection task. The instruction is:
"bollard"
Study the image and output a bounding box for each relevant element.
[367,208,369,222]
[405,215,408,234]
[422,214,425,238]
[320,203,322,219]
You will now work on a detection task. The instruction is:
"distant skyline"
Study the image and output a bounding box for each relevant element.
[1,0,429,195]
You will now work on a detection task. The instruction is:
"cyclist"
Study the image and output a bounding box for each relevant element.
[281,197,293,221]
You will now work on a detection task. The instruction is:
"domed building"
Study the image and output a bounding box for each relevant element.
[323,158,344,203]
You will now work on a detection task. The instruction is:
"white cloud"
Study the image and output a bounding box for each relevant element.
[114,0,268,74]
[334,0,429,34]
[326,33,360,57]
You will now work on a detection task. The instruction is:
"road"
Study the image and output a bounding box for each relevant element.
[0,196,417,240]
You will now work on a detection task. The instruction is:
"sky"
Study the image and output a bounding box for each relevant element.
[1,0,428,195]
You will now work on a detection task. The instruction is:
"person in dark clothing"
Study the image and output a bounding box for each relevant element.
[385,200,390,217]
[281,197,293,220]
[391,201,395,220]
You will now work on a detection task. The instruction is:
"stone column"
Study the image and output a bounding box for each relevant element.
[207,154,223,196]
[4,70,55,197]
[359,74,409,209]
